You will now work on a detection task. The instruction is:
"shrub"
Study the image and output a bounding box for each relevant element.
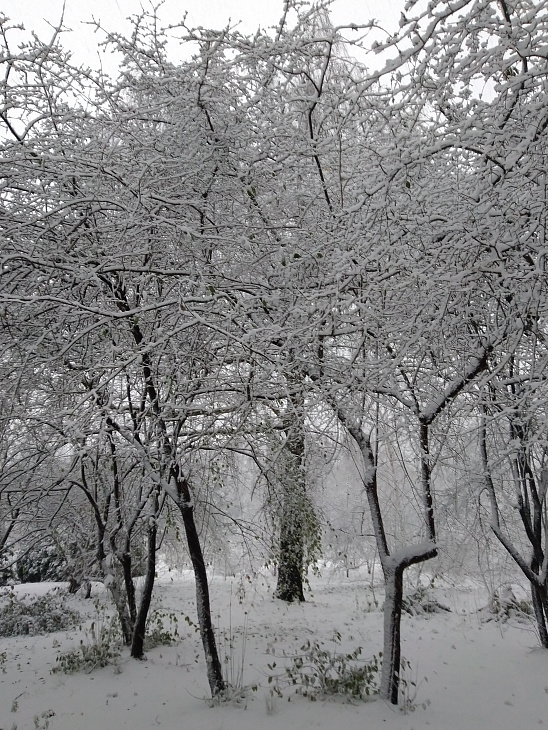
[16,543,69,584]
[268,633,380,702]
[53,614,122,674]
[144,609,180,650]
[0,589,80,637]
[0,548,16,586]
[402,585,451,616]
[480,585,532,623]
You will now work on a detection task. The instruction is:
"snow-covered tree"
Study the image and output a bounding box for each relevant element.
[2,0,548,707]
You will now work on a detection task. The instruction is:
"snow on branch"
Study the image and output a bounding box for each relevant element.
[383,540,438,572]
[420,345,491,425]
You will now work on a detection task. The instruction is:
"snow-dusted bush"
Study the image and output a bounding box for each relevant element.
[144,609,180,650]
[0,589,80,636]
[0,548,16,586]
[480,586,533,623]
[53,615,122,674]
[16,543,69,584]
[52,608,180,674]
[268,633,380,702]
[402,585,451,617]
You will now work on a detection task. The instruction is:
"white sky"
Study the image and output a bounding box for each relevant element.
[2,0,402,73]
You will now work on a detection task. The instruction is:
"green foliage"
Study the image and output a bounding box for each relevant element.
[53,614,122,674]
[264,422,324,584]
[268,633,380,702]
[16,543,70,584]
[144,609,180,650]
[0,548,16,586]
[16,543,69,583]
[0,589,80,636]
[398,657,423,713]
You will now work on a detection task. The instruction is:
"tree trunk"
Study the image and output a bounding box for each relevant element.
[108,573,134,645]
[482,412,548,649]
[178,500,225,696]
[68,577,80,594]
[275,401,308,603]
[131,493,159,659]
[531,582,548,648]
[275,489,305,602]
[119,551,137,627]
[530,549,548,648]
[342,414,437,704]
[381,565,404,704]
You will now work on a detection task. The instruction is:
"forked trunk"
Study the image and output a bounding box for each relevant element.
[342,413,437,704]
[131,496,159,659]
[179,501,225,696]
[378,545,437,703]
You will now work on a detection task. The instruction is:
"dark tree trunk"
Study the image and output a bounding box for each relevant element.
[275,491,305,602]
[178,500,225,696]
[119,551,137,627]
[275,402,308,603]
[484,412,548,649]
[171,467,224,696]
[68,577,80,594]
[381,565,404,705]
[378,545,436,703]
[131,492,159,659]
[105,290,224,692]
[530,550,548,648]
[531,582,548,648]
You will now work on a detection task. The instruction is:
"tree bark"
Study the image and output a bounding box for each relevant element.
[275,490,305,602]
[108,571,134,645]
[105,279,224,692]
[178,500,225,696]
[482,412,548,648]
[131,491,159,659]
[381,565,404,704]
[275,395,308,603]
[340,411,437,704]
[531,581,548,648]
[119,551,137,627]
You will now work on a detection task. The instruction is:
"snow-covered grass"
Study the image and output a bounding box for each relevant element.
[1,568,547,730]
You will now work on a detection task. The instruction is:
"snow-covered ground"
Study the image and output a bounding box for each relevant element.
[1,569,547,730]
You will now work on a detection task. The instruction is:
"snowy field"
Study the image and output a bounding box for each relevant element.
[1,569,547,730]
